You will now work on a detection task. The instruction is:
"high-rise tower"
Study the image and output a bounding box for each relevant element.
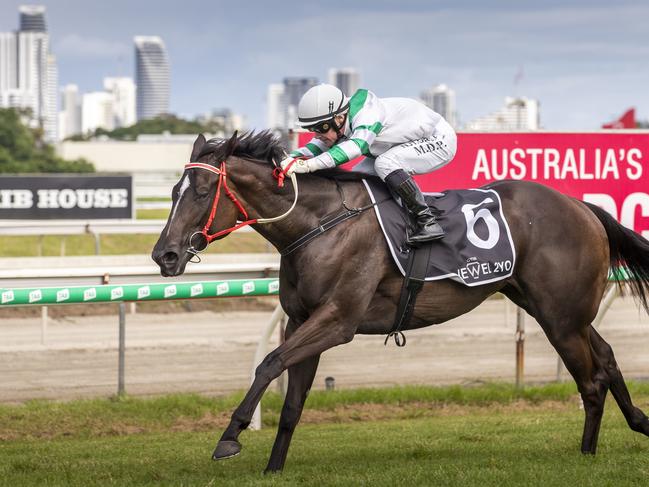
[0,5,57,140]
[19,5,47,32]
[134,36,170,120]
[420,84,456,128]
[328,67,360,95]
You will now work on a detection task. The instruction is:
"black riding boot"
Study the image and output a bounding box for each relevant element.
[385,169,445,245]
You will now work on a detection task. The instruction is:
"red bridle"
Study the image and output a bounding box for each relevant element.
[183,161,257,249]
[182,159,298,255]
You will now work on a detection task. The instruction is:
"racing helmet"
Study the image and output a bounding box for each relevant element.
[296,84,350,129]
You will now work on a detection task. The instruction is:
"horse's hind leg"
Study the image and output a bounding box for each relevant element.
[589,326,649,437]
[540,321,609,453]
[503,287,608,451]
[265,353,320,473]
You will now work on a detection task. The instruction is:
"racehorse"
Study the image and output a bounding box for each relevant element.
[152,131,649,473]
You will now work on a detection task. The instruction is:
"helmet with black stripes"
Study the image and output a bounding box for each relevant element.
[296,84,350,131]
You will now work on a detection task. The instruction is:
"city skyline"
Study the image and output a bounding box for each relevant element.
[1,1,648,131]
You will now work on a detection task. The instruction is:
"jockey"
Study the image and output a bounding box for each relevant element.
[280,83,457,244]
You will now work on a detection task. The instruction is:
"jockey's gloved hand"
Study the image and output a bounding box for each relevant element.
[280,156,312,176]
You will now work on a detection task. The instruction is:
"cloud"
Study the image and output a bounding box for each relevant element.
[55,34,130,59]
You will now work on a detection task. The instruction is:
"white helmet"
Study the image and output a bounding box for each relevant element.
[296,84,350,128]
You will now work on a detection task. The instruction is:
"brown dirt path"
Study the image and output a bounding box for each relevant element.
[1,296,648,402]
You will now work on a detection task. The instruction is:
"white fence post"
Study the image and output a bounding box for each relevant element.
[40,306,48,345]
[250,303,287,431]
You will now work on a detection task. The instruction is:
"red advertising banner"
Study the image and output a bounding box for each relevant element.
[295,131,649,235]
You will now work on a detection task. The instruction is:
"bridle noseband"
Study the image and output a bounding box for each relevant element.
[182,160,298,262]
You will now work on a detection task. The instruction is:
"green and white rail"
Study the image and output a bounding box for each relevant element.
[0,277,285,430]
[0,278,279,306]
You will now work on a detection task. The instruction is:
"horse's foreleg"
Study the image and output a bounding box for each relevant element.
[589,326,649,437]
[212,305,357,461]
[264,353,321,473]
[211,347,285,460]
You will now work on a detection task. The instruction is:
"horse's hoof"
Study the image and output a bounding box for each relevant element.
[212,440,241,460]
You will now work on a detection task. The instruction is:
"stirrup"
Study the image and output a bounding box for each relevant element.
[407,225,445,244]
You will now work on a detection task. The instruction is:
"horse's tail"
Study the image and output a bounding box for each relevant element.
[584,201,649,313]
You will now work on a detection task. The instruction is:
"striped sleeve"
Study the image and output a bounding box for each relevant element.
[308,89,385,169]
[289,137,328,158]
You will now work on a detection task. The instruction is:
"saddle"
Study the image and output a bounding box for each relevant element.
[362,179,516,346]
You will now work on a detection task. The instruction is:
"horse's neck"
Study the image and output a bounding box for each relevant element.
[231,164,360,251]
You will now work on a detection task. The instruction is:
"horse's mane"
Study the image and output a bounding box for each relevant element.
[199,131,286,164]
[198,131,382,184]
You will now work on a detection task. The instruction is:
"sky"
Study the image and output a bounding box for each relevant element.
[2,0,648,130]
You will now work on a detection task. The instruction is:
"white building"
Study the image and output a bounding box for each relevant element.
[44,53,58,140]
[199,108,245,135]
[0,32,18,92]
[266,77,318,131]
[64,78,135,138]
[82,91,115,134]
[16,31,48,117]
[134,36,170,120]
[266,83,285,130]
[0,89,35,110]
[420,84,456,128]
[58,84,81,139]
[104,77,136,128]
[0,6,58,141]
[465,97,540,131]
[328,67,360,95]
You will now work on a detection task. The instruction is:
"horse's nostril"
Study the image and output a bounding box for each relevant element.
[162,251,179,265]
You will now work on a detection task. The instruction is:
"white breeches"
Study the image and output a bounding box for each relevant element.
[352,118,457,180]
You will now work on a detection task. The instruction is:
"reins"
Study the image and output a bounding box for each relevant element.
[182,157,389,261]
[183,160,298,261]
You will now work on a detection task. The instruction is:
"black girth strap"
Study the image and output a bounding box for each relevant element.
[280,207,370,257]
[280,179,391,257]
[385,243,432,347]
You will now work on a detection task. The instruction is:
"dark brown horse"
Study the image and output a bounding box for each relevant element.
[152,131,649,473]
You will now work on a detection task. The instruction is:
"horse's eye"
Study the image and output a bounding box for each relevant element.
[196,188,210,199]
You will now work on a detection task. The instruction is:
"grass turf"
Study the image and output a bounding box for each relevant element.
[1,383,648,486]
[0,207,272,257]
[0,231,270,257]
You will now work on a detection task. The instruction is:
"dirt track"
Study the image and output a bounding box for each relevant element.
[1,296,648,402]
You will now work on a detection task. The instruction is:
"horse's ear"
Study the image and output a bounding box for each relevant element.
[190,134,207,161]
[222,131,239,158]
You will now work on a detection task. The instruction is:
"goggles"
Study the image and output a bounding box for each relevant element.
[306,119,333,134]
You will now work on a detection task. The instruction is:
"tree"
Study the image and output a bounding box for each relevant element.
[0,108,94,173]
[71,114,225,141]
